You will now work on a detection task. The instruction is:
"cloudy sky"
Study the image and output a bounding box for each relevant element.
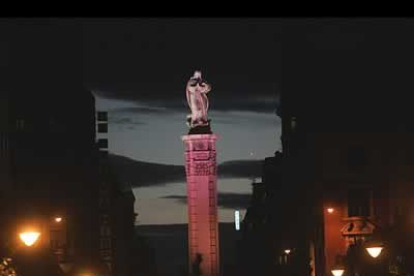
[79,18,414,225]
[82,19,283,225]
[4,18,414,226]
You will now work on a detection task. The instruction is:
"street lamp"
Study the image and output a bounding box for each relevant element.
[19,231,40,247]
[365,245,384,259]
[331,268,345,276]
[364,232,384,259]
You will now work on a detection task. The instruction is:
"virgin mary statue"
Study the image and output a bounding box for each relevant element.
[186,71,211,128]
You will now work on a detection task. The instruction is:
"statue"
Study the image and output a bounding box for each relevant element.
[186,71,211,129]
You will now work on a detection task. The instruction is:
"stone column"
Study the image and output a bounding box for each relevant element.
[182,134,219,276]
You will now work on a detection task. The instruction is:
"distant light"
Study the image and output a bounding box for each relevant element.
[366,246,383,258]
[331,269,345,276]
[19,232,41,246]
[284,249,291,255]
[235,210,240,231]
[327,208,334,214]
[55,217,62,223]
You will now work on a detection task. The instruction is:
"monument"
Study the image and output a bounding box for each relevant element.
[182,71,220,276]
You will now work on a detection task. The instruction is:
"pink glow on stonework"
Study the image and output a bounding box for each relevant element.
[182,134,220,276]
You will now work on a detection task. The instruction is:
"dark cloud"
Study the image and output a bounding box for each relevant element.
[95,91,278,115]
[109,117,145,125]
[219,160,263,179]
[163,192,251,209]
[109,154,185,187]
[109,154,263,188]
[111,106,175,115]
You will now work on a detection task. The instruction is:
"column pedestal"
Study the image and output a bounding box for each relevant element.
[182,134,220,276]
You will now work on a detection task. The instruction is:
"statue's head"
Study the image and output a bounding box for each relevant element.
[193,71,202,79]
[188,71,202,86]
[187,70,211,94]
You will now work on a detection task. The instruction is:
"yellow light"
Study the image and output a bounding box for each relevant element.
[19,231,40,246]
[284,249,291,255]
[331,269,345,276]
[327,208,334,214]
[366,246,383,258]
[55,217,62,223]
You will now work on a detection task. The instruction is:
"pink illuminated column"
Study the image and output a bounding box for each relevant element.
[182,134,220,276]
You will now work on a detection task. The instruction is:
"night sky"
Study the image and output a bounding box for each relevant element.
[4,18,414,226]
[83,18,414,225]
[82,19,283,225]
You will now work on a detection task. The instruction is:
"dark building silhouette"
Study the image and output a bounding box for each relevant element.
[280,19,414,276]
[240,19,414,276]
[0,19,136,276]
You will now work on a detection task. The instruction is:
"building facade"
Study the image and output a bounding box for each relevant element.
[0,20,136,276]
[278,20,414,276]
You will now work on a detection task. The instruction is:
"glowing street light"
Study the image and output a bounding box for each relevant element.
[365,246,383,258]
[331,254,345,276]
[284,249,291,255]
[327,208,334,214]
[19,231,40,247]
[364,232,384,259]
[331,269,345,276]
[55,217,62,223]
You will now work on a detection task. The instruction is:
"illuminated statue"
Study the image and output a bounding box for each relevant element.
[186,71,211,128]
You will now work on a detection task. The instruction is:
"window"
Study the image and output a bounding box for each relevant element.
[98,123,108,133]
[100,238,111,249]
[347,188,370,217]
[100,249,112,260]
[99,214,110,224]
[97,139,108,149]
[15,119,25,130]
[100,226,111,236]
[97,111,108,122]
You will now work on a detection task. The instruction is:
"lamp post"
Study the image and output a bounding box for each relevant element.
[363,234,388,276]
